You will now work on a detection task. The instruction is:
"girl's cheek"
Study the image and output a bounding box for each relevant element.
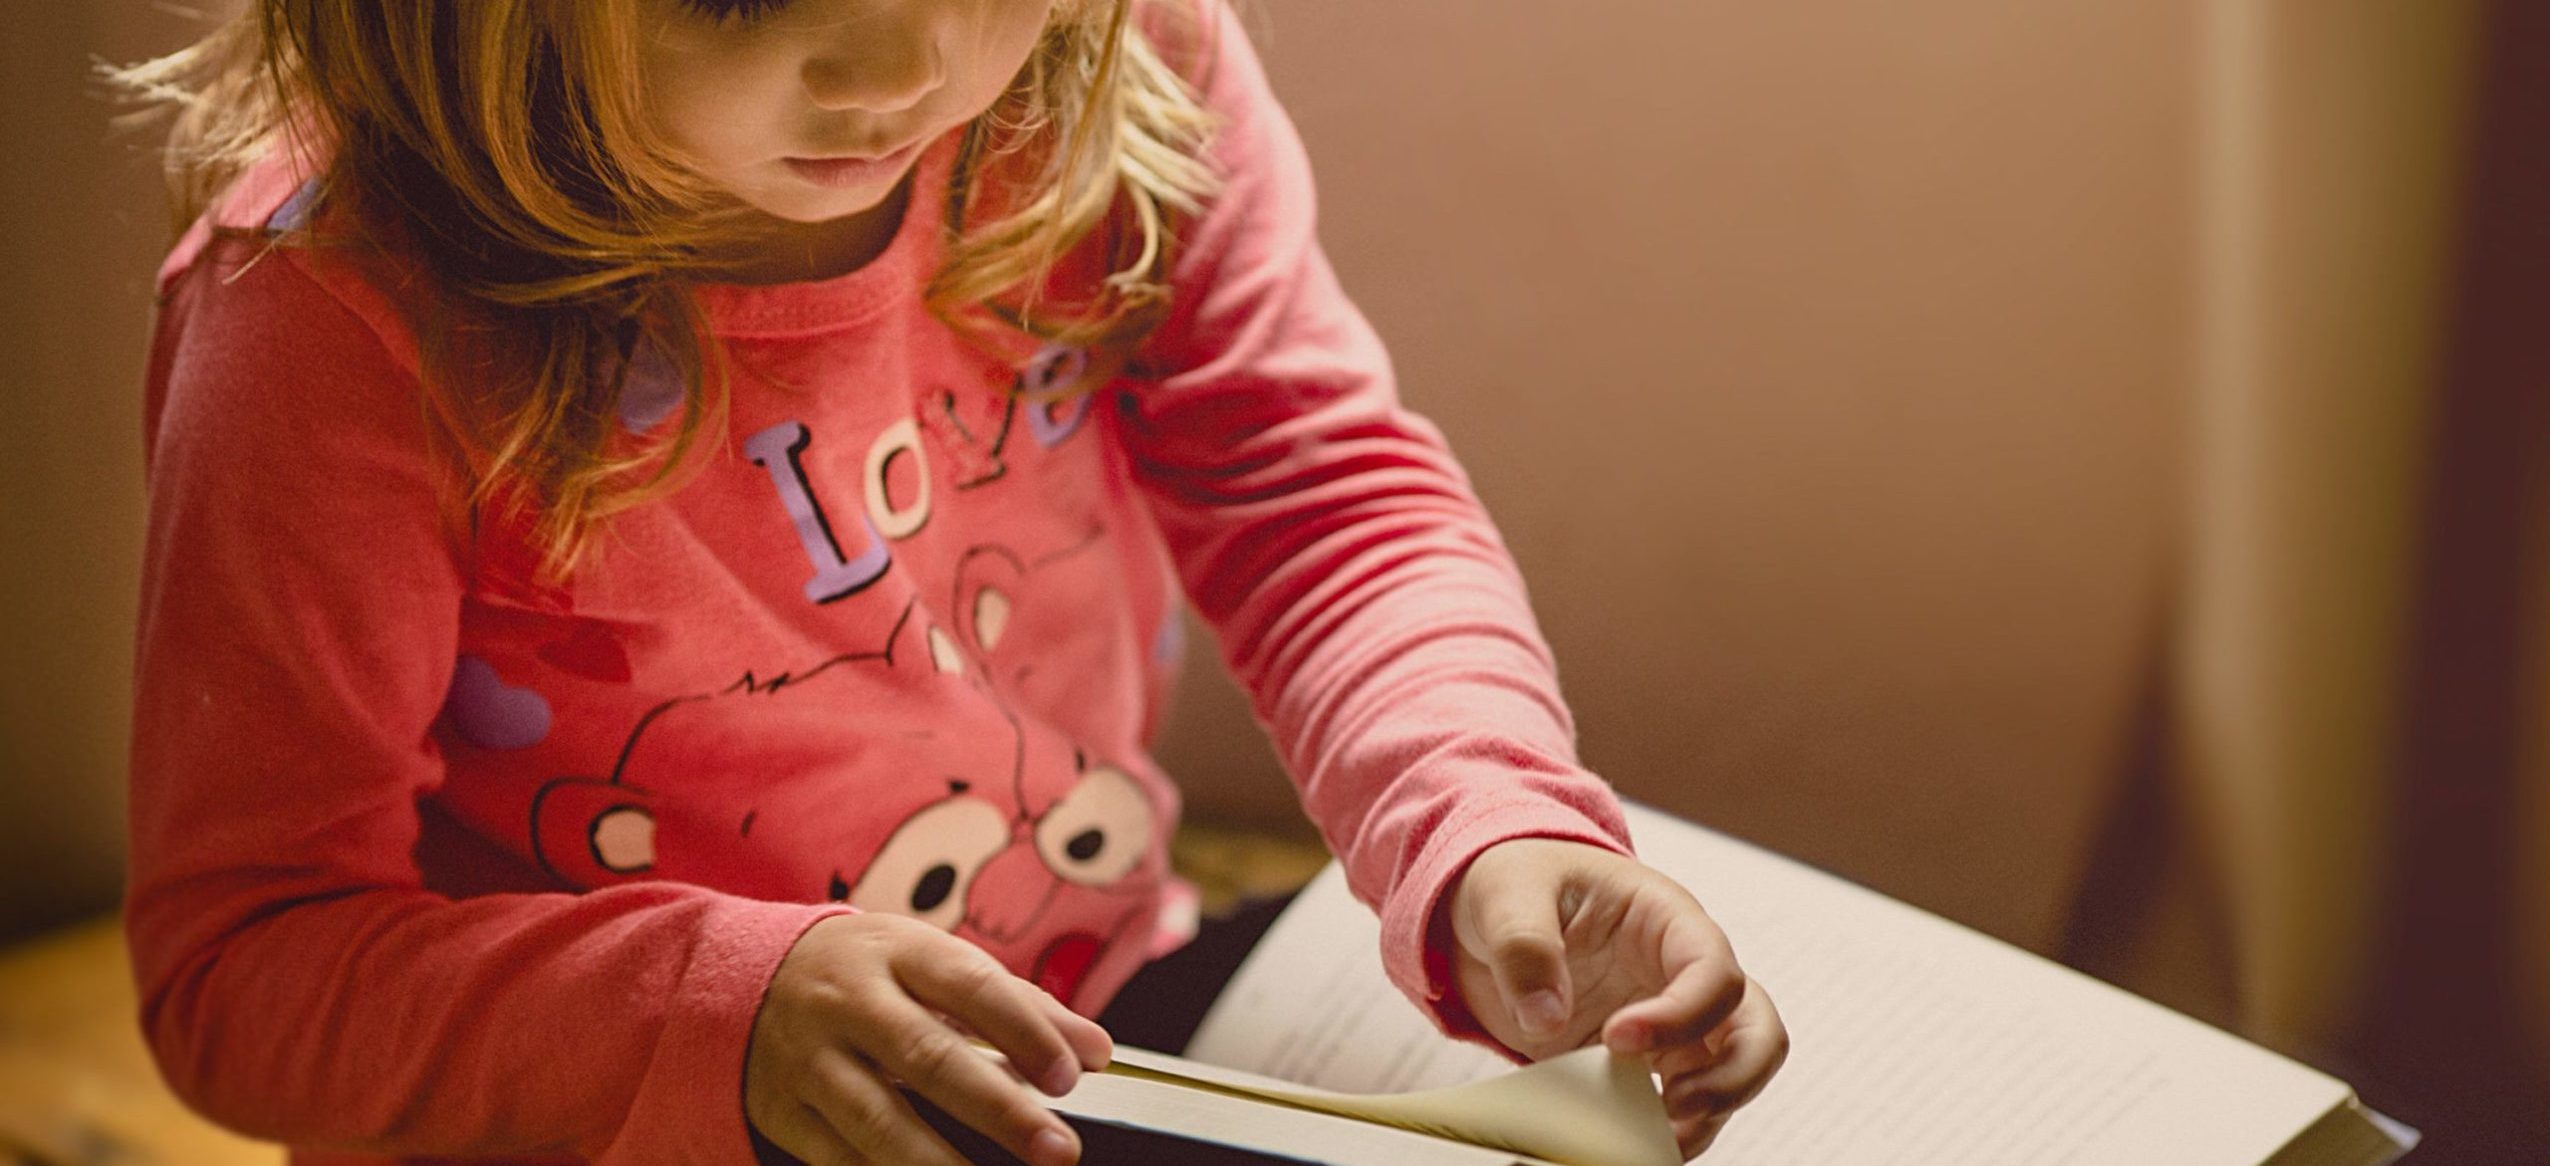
[643,53,768,170]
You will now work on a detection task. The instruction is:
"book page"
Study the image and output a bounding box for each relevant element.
[1099,1045,1679,1166]
[1051,1052,1540,1166]
[1190,802,2393,1166]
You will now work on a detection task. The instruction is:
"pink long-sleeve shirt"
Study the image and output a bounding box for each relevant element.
[125,6,1631,1163]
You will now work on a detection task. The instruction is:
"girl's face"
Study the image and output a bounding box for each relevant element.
[639,0,1057,227]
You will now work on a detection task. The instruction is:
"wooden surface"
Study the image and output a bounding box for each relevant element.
[0,824,1327,1166]
[0,915,279,1166]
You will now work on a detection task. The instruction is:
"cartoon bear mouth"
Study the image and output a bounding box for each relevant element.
[1032,931,1104,1003]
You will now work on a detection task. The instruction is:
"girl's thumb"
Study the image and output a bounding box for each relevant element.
[1473,888,1573,1042]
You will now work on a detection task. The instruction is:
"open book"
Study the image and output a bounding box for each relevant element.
[1023,802,2417,1166]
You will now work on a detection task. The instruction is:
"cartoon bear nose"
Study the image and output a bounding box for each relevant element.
[962,839,1053,943]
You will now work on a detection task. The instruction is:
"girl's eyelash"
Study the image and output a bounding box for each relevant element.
[679,0,790,25]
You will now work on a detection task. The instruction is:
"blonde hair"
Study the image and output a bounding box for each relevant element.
[115,0,1219,577]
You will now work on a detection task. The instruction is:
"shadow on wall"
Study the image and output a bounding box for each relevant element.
[2332,0,2550,1153]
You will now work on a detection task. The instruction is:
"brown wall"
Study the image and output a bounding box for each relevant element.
[0,4,194,940]
[1155,0,2194,959]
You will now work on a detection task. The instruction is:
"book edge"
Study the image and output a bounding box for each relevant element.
[2257,1092,2421,1166]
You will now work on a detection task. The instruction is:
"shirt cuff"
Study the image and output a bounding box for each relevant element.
[599,900,857,1166]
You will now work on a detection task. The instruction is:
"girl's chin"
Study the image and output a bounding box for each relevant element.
[744,187,902,226]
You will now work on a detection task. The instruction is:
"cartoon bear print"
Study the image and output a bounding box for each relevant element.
[527,597,1168,1002]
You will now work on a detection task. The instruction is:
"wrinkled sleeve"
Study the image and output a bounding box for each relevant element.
[126,231,845,1163]
[1118,2,1635,1040]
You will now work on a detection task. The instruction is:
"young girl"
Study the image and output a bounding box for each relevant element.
[118,2,1786,1164]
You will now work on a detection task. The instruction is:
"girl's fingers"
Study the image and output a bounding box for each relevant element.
[900,946,1089,1095]
[1036,984,1115,1072]
[1658,980,1788,1121]
[849,993,1081,1166]
[801,1047,973,1166]
[1672,1109,1730,1160]
[1603,907,1744,1054]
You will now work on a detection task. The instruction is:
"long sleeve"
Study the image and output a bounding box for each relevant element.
[1120,3,1635,1037]
[126,224,843,1163]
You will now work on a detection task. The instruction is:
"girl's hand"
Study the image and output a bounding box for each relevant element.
[745,913,1112,1166]
[1445,838,1788,1159]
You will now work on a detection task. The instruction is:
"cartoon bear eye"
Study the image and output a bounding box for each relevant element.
[1033,764,1155,887]
[839,796,1009,931]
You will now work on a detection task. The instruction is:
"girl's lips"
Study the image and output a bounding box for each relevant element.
[783,139,926,189]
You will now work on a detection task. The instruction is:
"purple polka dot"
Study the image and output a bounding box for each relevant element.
[618,341,685,434]
[1152,608,1186,667]
[446,655,552,751]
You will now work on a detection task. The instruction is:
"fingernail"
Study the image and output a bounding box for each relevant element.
[1041,1057,1081,1095]
[1521,990,1567,1036]
[1031,1126,1077,1166]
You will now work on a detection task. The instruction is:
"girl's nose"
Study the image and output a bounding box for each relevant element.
[801,11,946,115]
